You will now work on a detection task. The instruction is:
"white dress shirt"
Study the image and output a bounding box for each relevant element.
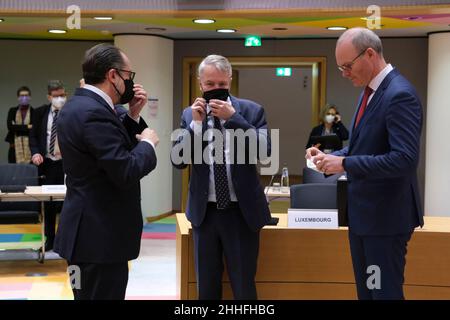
[190,99,238,203]
[367,63,394,104]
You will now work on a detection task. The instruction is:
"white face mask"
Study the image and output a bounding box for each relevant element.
[325,114,335,124]
[52,97,66,109]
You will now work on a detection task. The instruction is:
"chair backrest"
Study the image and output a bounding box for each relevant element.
[0,163,40,214]
[290,183,337,209]
[302,167,341,184]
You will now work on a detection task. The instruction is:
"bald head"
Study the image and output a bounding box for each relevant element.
[337,27,383,57]
[335,27,387,87]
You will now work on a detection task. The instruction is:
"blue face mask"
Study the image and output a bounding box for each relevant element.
[18,95,31,106]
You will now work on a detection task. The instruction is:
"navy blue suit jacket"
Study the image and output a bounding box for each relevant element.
[172,96,271,231]
[29,104,52,157]
[54,88,157,263]
[333,68,424,236]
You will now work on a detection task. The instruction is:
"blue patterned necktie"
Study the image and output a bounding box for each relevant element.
[213,116,231,209]
[49,109,59,155]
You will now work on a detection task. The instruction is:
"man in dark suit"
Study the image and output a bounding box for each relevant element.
[5,86,34,163]
[30,80,67,251]
[54,43,159,300]
[306,28,423,299]
[172,54,271,299]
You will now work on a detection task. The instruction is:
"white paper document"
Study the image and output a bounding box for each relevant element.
[306,158,323,173]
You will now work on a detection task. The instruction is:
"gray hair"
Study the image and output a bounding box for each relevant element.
[47,80,65,95]
[198,54,232,77]
[337,27,383,56]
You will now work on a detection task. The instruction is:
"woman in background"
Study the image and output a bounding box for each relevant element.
[306,104,349,152]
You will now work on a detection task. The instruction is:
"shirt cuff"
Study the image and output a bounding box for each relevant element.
[141,138,155,150]
[127,113,141,123]
[190,120,203,135]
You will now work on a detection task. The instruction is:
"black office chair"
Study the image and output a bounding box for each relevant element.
[0,163,40,223]
[0,164,44,262]
[302,167,341,184]
[290,183,337,209]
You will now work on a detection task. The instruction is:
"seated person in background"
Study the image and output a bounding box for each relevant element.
[306,104,349,152]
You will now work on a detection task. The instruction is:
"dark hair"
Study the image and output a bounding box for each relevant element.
[17,86,31,96]
[47,80,65,95]
[82,43,125,85]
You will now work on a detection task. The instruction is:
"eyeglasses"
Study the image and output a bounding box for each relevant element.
[115,68,136,81]
[337,49,367,72]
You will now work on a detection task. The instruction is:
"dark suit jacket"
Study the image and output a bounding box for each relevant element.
[54,88,157,263]
[29,104,52,156]
[5,105,34,143]
[333,68,423,236]
[172,96,271,232]
[305,122,349,149]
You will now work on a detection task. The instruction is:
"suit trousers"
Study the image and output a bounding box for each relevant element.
[193,203,260,300]
[41,158,64,242]
[67,261,129,300]
[348,230,413,300]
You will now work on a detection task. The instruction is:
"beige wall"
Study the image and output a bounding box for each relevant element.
[237,67,313,175]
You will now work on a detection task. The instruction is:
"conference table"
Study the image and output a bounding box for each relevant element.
[0,186,65,263]
[176,213,450,300]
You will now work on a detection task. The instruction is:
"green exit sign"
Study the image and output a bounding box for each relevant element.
[245,35,261,47]
[276,67,292,77]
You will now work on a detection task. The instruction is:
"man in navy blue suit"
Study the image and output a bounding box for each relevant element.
[172,55,271,299]
[54,44,159,300]
[306,28,423,299]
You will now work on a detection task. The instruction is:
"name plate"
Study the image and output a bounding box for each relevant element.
[41,185,66,194]
[288,209,338,229]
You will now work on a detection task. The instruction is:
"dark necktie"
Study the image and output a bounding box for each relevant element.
[354,86,374,128]
[49,109,59,155]
[213,116,231,209]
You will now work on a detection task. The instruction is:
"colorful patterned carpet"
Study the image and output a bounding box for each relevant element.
[0,216,177,300]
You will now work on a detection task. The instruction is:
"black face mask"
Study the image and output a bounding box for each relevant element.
[113,72,135,105]
[202,88,229,103]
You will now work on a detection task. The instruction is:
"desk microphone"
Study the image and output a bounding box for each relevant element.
[264,172,280,226]
[265,172,277,199]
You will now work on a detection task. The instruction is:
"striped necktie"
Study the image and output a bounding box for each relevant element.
[49,109,59,155]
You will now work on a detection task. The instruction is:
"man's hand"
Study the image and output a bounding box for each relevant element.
[305,146,324,160]
[191,97,207,122]
[209,99,235,120]
[136,128,159,147]
[312,153,345,175]
[31,153,43,166]
[128,84,148,119]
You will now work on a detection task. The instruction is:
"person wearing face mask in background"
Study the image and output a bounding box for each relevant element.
[54,43,158,300]
[305,103,349,152]
[5,86,34,163]
[29,80,67,251]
